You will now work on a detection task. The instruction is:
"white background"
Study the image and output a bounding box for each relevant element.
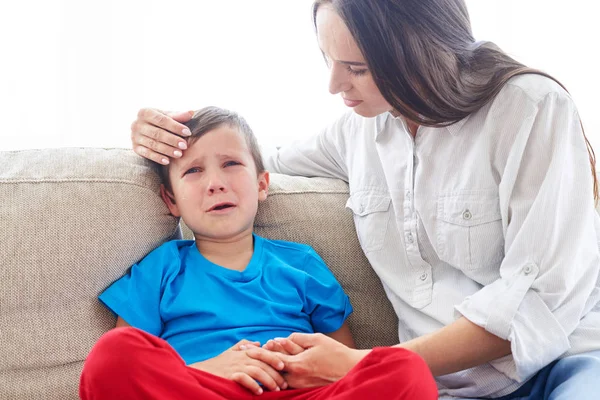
[0,1,598,151]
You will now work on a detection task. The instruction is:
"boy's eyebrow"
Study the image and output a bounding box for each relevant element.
[174,152,245,171]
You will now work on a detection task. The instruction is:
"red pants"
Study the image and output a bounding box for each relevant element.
[80,327,437,400]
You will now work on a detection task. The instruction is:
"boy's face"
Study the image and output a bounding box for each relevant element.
[160,126,269,242]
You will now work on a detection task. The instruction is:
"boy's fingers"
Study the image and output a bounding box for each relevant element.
[245,347,285,371]
[232,339,260,351]
[231,372,263,395]
[245,365,283,393]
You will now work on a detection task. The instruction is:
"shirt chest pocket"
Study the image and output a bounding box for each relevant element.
[437,192,504,270]
[346,192,392,253]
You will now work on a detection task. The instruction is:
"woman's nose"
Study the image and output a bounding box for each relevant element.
[328,63,351,95]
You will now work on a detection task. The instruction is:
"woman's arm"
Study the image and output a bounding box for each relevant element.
[276,319,510,389]
[396,317,510,376]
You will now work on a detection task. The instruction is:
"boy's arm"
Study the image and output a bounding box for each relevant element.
[324,322,355,349]
[115,316,131,328]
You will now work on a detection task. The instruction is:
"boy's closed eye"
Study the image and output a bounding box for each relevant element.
[183,167,202,176]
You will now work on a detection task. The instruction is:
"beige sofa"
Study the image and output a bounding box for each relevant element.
[0,148,399,399]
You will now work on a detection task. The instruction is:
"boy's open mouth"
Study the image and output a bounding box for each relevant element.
[208,202,236,212]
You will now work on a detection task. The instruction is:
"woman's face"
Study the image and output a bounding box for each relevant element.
[316,5,393,118]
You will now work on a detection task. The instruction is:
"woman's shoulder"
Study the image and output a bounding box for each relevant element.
[501,73,572,105]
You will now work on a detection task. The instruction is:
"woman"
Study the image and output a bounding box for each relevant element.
[130,1,600,398]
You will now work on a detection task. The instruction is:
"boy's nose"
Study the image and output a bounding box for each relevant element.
[208,185,226,194]
[206,177,227,194]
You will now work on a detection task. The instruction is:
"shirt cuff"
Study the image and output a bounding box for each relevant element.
[455,262,570,381]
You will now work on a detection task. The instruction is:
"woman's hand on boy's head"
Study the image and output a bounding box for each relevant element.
[131,108,194,165]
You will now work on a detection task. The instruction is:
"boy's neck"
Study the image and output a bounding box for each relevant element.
[194,233,254,272]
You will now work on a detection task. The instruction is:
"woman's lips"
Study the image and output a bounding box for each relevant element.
[343,98,363,107]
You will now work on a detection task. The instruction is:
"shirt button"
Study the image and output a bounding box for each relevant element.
[359,204,364,213]
[462,209,472,220]
[524,264,533,275]
[419,273,428,281]
[406,233,414,244]
[406,190,411,197]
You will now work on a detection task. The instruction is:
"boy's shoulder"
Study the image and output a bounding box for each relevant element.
[258,235,323,266]
[260,236,313,254]
[139,239,196,265]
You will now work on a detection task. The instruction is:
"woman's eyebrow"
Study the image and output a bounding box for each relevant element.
[338,60,367,66]
[319,49,367,66]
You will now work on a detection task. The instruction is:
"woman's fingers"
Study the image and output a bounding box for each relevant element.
[234,339,261,350]
[263,340,288,354]
[274,337,305,355]
[133,145,171,165]
[136,108,192,137]
[230,372,264,395]
[130,108,193,164]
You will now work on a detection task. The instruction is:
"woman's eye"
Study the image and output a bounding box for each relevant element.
[347,66,368,76]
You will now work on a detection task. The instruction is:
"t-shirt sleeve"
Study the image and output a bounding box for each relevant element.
[99,242,180,336]
[303,248,353,333]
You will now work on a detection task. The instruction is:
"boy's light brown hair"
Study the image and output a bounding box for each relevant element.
[160,106,265,191]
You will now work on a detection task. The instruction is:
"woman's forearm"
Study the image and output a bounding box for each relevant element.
[395,317,511,376]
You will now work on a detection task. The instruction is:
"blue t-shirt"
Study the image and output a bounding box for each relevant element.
[99,234,353,364]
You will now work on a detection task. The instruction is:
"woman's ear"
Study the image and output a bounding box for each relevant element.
[257,171,270,202]
[160,184,181,217]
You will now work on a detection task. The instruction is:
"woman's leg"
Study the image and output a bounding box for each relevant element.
[79,327,251,400]
[491,350,600,400]
[260,347,438,400]
[528,350,600,400]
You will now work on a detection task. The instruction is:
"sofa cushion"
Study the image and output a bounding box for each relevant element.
[0,148,398,399]
[0,149,179,399]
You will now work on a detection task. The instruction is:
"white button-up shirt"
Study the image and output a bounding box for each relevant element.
[265,74,600,398]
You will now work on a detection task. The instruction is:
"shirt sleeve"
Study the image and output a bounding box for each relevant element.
[99,242,181,336]
[262,112,351,181]
[455,88,600,382]
[302,247,354,333]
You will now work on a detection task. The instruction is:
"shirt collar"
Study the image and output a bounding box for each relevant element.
[445,116,469,136]
[380,111,469,136]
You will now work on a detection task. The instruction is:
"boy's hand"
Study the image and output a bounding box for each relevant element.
[262,338,305,356]
[188,339,288,395]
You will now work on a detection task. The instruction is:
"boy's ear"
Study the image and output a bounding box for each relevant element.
[257,171,270,202]
[160,184,181,217]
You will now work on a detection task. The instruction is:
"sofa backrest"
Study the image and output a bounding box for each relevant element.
[0,148,397,399]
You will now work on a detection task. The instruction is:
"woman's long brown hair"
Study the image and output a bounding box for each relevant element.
[313,0,598,202]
